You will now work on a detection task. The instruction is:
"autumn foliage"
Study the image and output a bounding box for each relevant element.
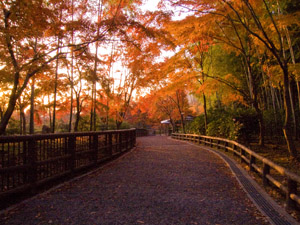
[0,0,300,159]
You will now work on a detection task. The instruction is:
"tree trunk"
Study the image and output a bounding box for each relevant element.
[254,104,265,146]
[169,117,175,133]
[52,38,60,133]
[68,0,74,133]
[29,78,35,134]
[116,120,122,130]
[90,86,95,131]
[21,110,26,135]
[180,113,186,134]
[203,93,208,134]
[0,81,19,135]
[282,65,298,159]
[288,83,298,139]
[74,96,80,132]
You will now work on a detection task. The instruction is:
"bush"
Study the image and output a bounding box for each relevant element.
[185,115,206,134]
[207,114,242,140]
[263,109,285,139]
[232,107,258,142]
[6,118,20,135]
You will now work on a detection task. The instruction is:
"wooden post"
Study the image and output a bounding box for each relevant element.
[286,179,297,210]
[126,132,129,150]
[108,133,113,156]
[28,139,37,192]
[217,140,220,149]
[119,132,122,152]
[93,134,98,164]
[68,135,76,172]
[249,155,256,172]
[263,163,270,186]
[240,148,245,163]
[224,142,228,152]
[133,130,136,146]
[23,141,28,183]
[233,144,237,156]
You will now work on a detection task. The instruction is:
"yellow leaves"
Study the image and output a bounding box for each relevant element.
[195,78,219,96]
[222,92,244,106]
[263,64,282,87]
[289,63,300,80]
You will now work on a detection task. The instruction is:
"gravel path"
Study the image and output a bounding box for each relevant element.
[1,136,269,225]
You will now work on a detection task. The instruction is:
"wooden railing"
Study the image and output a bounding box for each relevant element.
[0,129,136,201]
[172,133,300,210]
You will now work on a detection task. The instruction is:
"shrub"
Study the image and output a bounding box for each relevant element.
[207,115,242,140]
[185,115,206,134]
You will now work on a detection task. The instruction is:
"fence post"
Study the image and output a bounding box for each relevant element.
[249,155,256,172]
[23,141,28,183]
[286,179,297,210]
[125,132,129,150]
[263,163,270,186]
[93,134,98,164]
[224,142,228,152]
[68,135,76,173]
[233,144,237,156]
[119,132,122,152]
[109,133,113,156]
[133,130,136,146]
[240,148,245,163]
[28,139,37,192]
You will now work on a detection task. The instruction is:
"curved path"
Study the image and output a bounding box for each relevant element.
[1,136,271,225]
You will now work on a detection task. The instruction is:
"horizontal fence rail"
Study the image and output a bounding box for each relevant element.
[0,129,136,202]
[172,133,300,210]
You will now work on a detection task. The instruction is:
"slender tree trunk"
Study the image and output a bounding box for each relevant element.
[93,88,97,131]
[106,99,109,130]
[289,83,297,139]
[74,95,80,132]
[21,110,26,135]
[203,93,208,134]
[52,37,60,133]
[19,107,22,135]
[29,78,35,134]
[90,87,95,131]
[180,113,186,134]
[68,0,74,133]
[169,118,175,133]
[282,65,298,159]
[116,120,122,130]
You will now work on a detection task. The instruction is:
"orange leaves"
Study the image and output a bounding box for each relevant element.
[289,63,300,80]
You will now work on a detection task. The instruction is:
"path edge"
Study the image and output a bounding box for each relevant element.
[171,137,299,225]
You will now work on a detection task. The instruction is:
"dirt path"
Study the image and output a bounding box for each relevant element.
[1,136,269,225]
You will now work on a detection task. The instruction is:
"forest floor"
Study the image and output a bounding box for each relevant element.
[249,139,300,176]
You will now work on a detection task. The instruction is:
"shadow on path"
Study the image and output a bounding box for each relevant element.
[1,136,269,225]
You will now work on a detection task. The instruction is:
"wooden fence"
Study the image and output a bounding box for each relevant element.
[172,133,300,210]
[0,129,136,201]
